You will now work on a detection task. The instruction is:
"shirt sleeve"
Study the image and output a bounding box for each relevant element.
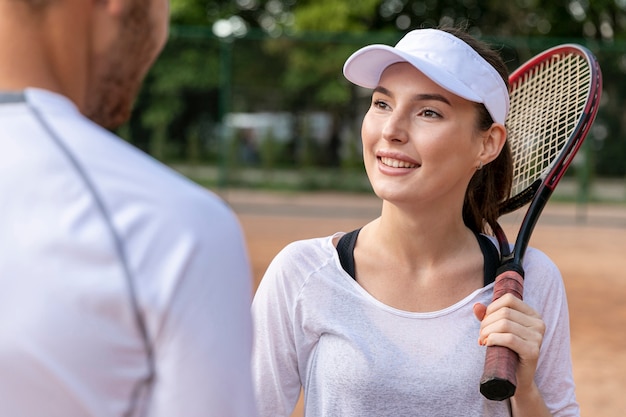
[523,248,580,416]
[251,243,305,417]
[146,204,257,417]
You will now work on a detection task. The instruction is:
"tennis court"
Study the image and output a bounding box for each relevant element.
[225,188,626,417]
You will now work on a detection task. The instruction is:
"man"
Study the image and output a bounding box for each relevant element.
[0,1,257,416]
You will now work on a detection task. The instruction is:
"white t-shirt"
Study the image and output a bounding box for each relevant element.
[0,89,257,417]
[252,233,579,417]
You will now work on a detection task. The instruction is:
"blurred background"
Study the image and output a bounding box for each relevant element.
[119,0,625,203]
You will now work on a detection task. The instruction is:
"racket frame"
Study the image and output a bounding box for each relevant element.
[480,43,602,401]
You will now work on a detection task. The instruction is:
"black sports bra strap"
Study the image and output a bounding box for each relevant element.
[336,228,361,279]
[476,234,500,286]
[337,229,500,287]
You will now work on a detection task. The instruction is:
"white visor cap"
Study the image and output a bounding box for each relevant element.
[343,29,510,125]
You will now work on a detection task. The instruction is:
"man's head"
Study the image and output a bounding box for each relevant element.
[0,0,169,129]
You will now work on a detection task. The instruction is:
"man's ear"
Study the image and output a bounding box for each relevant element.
[90,0,124,55]
[478,123,507,164]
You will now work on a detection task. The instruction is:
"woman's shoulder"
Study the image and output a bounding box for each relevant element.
[481,236,566,310]
[520,246,568,311]
[255,233,345,303]
[275,233,339,261]
[481,234,560,281]
[522,246,561,280]
[264,233,342,278]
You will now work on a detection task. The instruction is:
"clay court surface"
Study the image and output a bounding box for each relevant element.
[223,188,626,417]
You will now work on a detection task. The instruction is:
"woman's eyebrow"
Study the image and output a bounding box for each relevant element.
[412,93,451,106]
[373,86,393,97]
[373,86,451,106]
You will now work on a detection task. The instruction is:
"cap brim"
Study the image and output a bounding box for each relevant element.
[343,45,482,104]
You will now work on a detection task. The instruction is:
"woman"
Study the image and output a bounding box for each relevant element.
[252,27,578,417]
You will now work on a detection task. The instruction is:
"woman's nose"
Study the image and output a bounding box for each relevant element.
[381,112,410,143]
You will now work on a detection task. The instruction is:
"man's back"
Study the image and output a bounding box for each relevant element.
[0,89,256,417]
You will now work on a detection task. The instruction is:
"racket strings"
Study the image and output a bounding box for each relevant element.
[506,52,592,198]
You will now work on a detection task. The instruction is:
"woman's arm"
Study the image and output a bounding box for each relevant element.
[251,251,304,417]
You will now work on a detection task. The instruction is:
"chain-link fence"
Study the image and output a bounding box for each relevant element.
[120,27,625,198]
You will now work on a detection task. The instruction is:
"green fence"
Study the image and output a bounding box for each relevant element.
[119,26,626,196]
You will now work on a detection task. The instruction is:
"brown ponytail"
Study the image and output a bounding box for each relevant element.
[439,27,513,234]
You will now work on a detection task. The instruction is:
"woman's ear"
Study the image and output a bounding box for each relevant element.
[478,123,507,165]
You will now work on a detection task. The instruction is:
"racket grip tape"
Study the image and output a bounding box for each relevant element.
[480,267,525,401]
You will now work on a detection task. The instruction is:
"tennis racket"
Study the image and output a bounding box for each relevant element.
[479,44,603,401]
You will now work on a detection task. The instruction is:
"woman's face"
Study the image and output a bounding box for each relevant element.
[361,62,487,209]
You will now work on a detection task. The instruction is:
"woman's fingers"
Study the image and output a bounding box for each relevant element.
[485,293,538,319]
[473,302,487,321]
[477,295,545,343]
[478,316,544,350]
[475,294,546,389]
[473,294,545,355]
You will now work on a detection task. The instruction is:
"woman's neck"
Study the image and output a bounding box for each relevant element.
[371,200,475,266]
[353,202,485,312]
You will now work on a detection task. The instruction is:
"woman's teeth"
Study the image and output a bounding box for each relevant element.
[380,157,417,168]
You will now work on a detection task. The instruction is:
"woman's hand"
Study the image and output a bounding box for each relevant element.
[473,294,546,392]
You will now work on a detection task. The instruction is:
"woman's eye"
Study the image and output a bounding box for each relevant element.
[373,100,389,110]
[421,109,441,118]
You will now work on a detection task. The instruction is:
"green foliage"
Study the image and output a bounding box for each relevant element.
[280,42,354,106]
[292,0,380,32]
[124,0,626,181]
[170,0,207,24]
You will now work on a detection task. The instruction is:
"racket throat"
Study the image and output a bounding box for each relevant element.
[495,259,525,279]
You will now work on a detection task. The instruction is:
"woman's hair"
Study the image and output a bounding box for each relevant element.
[439,27,513,235]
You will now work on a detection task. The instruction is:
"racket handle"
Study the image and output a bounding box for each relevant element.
[480,265,524,401]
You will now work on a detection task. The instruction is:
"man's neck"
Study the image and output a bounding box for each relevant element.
[0,3,88,110]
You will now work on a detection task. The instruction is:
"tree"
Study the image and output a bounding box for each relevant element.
[126,0,626,177]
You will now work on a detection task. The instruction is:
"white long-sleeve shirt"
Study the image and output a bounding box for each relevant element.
[0,89,257,417]
[252,233,579,417]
